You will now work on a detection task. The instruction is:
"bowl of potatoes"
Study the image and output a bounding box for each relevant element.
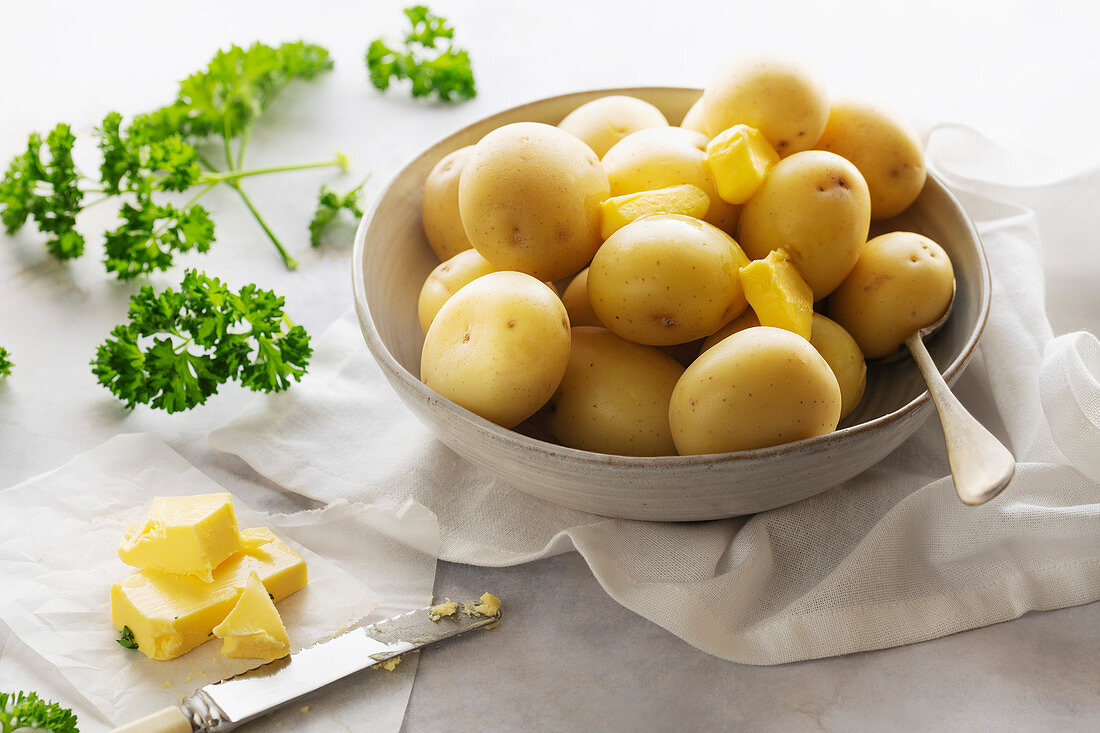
[352,57,991,521]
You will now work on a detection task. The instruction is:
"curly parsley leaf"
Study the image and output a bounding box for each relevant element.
[103,199,214,280]
[0,690,79,733]
[309,177,368,247]
[92,270,312,412]
[367,5,476,102]
[117,626,139,650]
[0,123,85,259]
[0,347,12,377]
[96,111,201,196]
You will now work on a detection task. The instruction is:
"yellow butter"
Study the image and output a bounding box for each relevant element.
[111,527,307,661]
[739,250,814,340]
[213,571,291,661]
[428,598,458,621]
[599,185,710,240]
[462,592,502,618]
[117,493,243,582]
[706,125,779,204]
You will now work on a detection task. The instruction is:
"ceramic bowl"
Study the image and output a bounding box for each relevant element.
[351,87,990,521]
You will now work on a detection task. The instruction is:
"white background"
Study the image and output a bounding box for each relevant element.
[2,1,1099,730]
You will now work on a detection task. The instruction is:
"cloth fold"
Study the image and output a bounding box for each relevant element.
[211,126,1100,665]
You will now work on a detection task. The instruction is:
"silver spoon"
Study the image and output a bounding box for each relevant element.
[883,281,1016,505]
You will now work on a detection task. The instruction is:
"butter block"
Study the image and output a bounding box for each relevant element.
[599,184,710,240]
[213,571,291,661]
[739,250,814,340]
[117,493,243,582]
[111,527,307,660]
[706,125,780,204]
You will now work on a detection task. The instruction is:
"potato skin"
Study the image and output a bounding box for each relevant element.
[547,327,683,456]
[421,271,571,428]
[417,249,501,333]
[601,126,740,234]
[702,56,829,157]
[738,150,871,300]
[680,97,710,137]
[459,122,610,282]
[669,326,841,454]
[587,214,749,346]
[828,232,954,359]
[560,267,603,328]
[559,95,669,159]
[815,99,926,220]
[422,146,475,261]
[809,313,867,419]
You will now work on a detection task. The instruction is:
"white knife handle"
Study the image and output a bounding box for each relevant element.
[111,706,194,733]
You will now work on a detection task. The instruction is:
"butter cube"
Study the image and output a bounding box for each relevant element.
[706,125,780,204]
[117,493,242,582]
[111,528,307,660]
[599,184,710,240]
[213,571,291,661]
[739,250,814,340]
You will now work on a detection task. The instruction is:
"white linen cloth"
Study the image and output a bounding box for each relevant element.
[0,434,439,732]
[210,126,1100,665]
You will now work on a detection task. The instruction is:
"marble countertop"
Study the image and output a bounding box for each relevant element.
[2,1,1098,730]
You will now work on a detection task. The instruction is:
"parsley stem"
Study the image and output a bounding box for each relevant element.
[227,182,299,270]
[236,125,253,169]
[199,159,345,184]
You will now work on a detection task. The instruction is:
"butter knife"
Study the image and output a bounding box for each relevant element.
[111,602,501,732]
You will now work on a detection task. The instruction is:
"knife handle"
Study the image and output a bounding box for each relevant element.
[111,706,193,733]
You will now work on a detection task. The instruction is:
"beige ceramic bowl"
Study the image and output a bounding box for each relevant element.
[352,87,990,521]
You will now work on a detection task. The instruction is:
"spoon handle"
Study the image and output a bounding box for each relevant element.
[905,333,1016,505]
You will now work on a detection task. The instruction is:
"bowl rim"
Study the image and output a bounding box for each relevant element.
[351,85,992,468]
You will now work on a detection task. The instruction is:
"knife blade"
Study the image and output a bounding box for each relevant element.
[111,601,501,733]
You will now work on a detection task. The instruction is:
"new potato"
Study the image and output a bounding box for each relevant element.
[828,231,954,359]
[815,99,927,220]
[808,313,867,420]
[738,150,871,300]
[421,146,475,261]
[601,126,740,234]
[560,267,603,328]
[459,122,610,281]
[702,56,829,157]
[417,249,501,332]
[421,271,571,428]
[670,326,842,454]
[587,214,749,346]
[547,327,683,456]
[558,95,669,159]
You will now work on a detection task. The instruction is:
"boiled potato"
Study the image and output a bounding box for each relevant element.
[459,122,609,281]
[699,309,760,354]
[560,267,603,328]
[828,231,954,359]
[559,95,669,159]
[588,214,749,346]
[421,271,571,428]
[601,126,740,234]
[815,99,926,220]
[669,326,841,454]
[422,146,476,262]
[738,150,871,300]
[680,97,710,136]
[702,55,829,157]
[809,313,866,419]
[547,327,683,456]
[417,249,501,332]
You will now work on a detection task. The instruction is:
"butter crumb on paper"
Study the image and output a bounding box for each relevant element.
[299,706,310,713]
[462,592,502,617]
[428,598,458,621]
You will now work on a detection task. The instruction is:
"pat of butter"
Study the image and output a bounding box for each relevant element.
[117,493,243,582]
[599,184,711,240]
[111,528,307,661]
[462,592,502,617]
[213,571,291,661]
[739,250,814,341]
[706,125,779,205]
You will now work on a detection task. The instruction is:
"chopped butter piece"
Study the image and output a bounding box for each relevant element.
[379,656,402,671]
[739,250,814,340]
[706,125,779,204]
[599,184,710,240]
[213,571,291,661]
[117,493,243,582]
[429,599,458,621]
[111,527,307,660]
[462,592,502,618]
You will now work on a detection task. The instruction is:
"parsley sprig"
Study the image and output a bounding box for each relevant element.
[309,176,369,247]
[1,41,352,277]
[92,270,312,412]
[0,690,79,733]
[0,348,11,377]
[367,5,476,102]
